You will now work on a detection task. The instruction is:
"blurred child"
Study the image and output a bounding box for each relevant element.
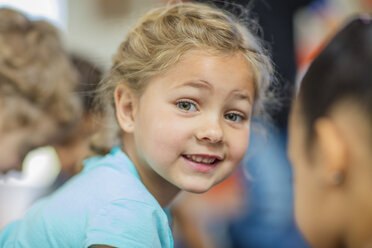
[0,2,274,247]
[288,16,372,248]
[0,8,81,173]
[0,7,83,229]
[0,53,102,229]
[52,53,103,184]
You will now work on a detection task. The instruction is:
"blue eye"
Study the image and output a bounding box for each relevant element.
[176,101,197,112]
[224,112,244,122]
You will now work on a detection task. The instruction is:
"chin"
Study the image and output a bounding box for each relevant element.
[180,182,213,194]
[184,188,209,194]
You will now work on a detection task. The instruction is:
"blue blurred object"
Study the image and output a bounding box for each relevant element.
[228,122,309,248]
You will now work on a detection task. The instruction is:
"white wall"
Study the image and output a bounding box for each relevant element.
[65,0,162,70]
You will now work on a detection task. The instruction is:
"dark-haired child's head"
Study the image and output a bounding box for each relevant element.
[289,17,372,248]
[53,54,103,176]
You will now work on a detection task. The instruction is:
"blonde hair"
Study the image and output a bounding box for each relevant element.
[93,2,274,154]
[0,8,81,142]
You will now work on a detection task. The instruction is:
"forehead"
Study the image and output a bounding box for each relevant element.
[178,49,252,74]
[147,49,255,96]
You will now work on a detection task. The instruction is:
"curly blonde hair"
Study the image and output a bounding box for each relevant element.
[0,8,81,143]
[93,2,274,154]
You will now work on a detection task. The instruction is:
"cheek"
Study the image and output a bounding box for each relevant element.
[137,112,191,162]
[228,128,250,165]
[293,164,318,242]
[288,126,314,232]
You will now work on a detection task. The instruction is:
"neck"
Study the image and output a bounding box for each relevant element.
[122,141,181,208]
[143,175,180,208]
[135,162,181,208]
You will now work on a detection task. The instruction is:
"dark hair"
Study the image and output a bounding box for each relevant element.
[298,16,372,140]
[70,54,103,114]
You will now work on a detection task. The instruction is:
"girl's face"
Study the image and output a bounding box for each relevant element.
[121,50,254,199]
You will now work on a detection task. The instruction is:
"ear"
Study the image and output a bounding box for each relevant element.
[114,83,137,133]
[314,118,348,186]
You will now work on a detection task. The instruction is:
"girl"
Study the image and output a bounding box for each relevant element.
[0,2,273,247]
[288,17,372,248]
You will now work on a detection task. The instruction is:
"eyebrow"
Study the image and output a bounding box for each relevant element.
[173,80,253,104]
[173,80,212,91]
[230,90,252,104]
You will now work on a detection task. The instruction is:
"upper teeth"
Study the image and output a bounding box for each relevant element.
[185,155,217,164]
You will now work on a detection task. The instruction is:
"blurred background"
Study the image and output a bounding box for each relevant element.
[0,0,371,247]
[0,0,369,69]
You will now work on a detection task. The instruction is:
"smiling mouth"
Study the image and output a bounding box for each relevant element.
[182,154,222,173]
[182,154,223,165]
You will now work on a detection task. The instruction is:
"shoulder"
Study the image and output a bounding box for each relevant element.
[0,220,20,247]
[89,246,115,248]
[80,150,156,204]
[89,198,164,227]
[85,198,171,248]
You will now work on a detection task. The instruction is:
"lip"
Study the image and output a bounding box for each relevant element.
[182,154,223,173]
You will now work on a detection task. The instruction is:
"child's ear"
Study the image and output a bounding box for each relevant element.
[314,117,348,186]
[114,83,137,133]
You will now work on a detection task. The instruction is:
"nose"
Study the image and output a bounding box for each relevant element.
[195,116,224,144]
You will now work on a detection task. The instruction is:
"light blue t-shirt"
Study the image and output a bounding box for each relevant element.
[0,147,173,248]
